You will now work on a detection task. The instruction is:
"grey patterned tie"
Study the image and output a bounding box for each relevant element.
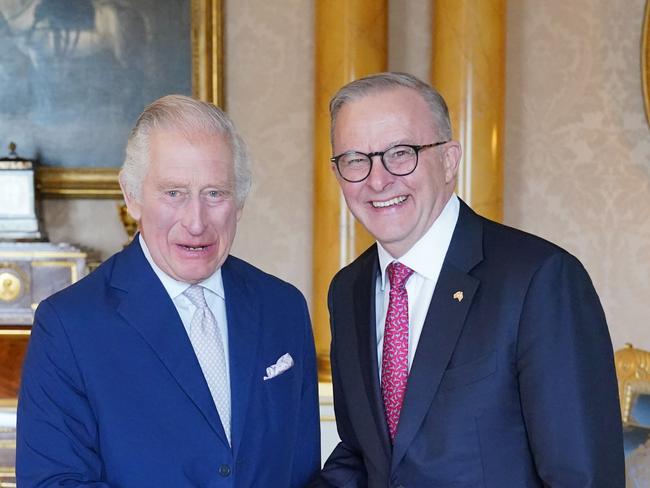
[184,285,231,444]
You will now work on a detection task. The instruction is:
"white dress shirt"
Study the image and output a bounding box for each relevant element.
[375,194,459,376]
[139,235,230,381]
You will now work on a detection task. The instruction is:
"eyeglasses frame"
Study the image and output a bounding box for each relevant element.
[330,141,449,183]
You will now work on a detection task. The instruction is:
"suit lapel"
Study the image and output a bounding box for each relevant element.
[352,254,392,455]
[112,239,228,445]
[221,257,261,460]
[391,201,484,471]
[333,247,392,474]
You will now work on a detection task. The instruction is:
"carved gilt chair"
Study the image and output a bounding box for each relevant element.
[615,344,650,487]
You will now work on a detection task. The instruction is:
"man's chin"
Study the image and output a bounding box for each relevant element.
[168,260,220,284]
[370,228,407,246]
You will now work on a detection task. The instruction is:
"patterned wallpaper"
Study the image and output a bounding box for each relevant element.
[505,0,650,350]
[41,0,650,351]
[225,0,315,299]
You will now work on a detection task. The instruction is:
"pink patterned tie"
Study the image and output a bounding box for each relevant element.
[381,261,414,442]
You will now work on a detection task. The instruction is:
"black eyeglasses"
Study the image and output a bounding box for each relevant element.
[331,141,448,183]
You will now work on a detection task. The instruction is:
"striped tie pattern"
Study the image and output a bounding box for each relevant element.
[381,261,414,442]
[184,285,231,444]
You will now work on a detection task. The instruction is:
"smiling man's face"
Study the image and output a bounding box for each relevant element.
[124,129,241,283]
[332,87,461,258]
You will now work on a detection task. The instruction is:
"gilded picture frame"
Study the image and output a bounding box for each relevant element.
[33,0,224,198]
[614,344,650,417]
[622,380,650,485]
[623,379,650,426]
[641,0,650,124]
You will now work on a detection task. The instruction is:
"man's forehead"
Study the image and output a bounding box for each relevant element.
[336,88,431,126]
[146,130,234,177]
[333,89,437,146]
[345,86,425,109]
[150,126,229,146]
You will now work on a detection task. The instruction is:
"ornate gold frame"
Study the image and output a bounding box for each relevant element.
[622,379,650,425]
[641,0,650,127]
[615,344,650,418]
[35,0,224,199]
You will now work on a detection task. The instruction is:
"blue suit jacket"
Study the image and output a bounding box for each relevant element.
[17,239,320,487]
[315,201,624,487]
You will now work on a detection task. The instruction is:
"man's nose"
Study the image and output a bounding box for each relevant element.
[181,197,207,235]
[365,155,394,191]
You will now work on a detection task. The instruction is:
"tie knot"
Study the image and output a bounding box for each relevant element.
[183,285,208,309]
[387,262,414,290]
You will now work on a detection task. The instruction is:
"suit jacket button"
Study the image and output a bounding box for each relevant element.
[218,464,231,477]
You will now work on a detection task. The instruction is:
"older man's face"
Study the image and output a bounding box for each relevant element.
[332,87,460,258]
[125,129,241,284]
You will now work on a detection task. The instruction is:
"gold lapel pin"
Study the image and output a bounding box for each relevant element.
[453,291,464,302]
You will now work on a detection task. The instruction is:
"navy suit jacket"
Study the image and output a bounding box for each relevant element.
[316,201,624,487]
[17,238,320,487]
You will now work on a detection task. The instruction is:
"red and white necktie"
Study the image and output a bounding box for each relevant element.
[381,261,414,442]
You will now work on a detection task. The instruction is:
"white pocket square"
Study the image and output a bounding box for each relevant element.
[263,353,294,381]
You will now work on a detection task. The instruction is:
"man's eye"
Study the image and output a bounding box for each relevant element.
[167,190,179,197]
[343,156,367,167]
[208,190,221,198]
[389,147,414,159]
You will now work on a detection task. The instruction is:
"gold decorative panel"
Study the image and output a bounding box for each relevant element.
[615,344,650,417]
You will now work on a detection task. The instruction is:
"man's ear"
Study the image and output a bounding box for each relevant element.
[443,141,462,184]
[119,174,142,222]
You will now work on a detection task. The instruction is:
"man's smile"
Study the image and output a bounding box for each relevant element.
[177,243,213,252]
[371,195,408,208]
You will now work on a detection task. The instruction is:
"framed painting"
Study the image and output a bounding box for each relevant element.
[0,0,223,198]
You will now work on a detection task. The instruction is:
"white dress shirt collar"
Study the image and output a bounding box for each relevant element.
[138,234,225,299]
[376,194,460,289]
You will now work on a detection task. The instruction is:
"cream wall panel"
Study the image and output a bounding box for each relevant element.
[388,0,430,80]
[41,199,126,259]
[225,0,315,303]
[505,0,650,350]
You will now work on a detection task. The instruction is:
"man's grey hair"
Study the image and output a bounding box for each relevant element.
[329,72,453,143]
[120,95,252,207]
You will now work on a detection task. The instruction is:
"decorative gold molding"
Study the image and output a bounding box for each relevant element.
[0,329,30,337]
[642,0,650,126]
[31,261,79,284]
[36,0,224,199]
[622,379,650,424]
[0,274,21,303]
[0,251,86,259]
[614,343,650,418]
[191,0,224,107]
[431,0,506,222]
[36,168,122,199]
[313,0,388,383]
[0,264,28,304]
